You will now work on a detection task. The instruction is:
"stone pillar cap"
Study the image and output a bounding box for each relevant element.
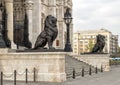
[24,0,34,10]
[4,0,13,3]
[25,0,34,3]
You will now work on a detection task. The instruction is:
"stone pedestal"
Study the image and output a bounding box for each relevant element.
[0,52,66,82]
[74,54,110,71]
[0,48,8,54]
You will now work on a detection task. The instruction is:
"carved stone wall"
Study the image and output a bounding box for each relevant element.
[1,0,73,49]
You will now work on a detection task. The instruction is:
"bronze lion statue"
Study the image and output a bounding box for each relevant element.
[34,15,58,49]
[92,34,105,53]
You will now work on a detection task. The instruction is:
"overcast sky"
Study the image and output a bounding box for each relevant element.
[73,0,120,36]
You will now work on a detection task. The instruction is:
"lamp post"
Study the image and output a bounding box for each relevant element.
[64,7,72,52]
[78,33,80,55]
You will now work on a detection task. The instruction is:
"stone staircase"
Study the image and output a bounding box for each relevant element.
[65,55,100,78]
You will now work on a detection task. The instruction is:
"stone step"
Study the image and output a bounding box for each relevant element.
[65,55,100,78]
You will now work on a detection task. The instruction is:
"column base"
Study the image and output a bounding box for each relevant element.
[64,43,72,52]
[11,41,17,49]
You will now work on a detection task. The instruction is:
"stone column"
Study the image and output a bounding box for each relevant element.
[24,0,34,47]
[5,0,16,49]
[48,0,57,48]
[48,0,56,17]
[57,1,65,49]
[32,0,41,47]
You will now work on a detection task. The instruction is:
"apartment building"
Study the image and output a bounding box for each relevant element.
[73,29,119,55]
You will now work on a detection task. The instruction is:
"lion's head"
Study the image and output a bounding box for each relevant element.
[45,15,57,27]
[97,34,105,43]
[92,34,105,53]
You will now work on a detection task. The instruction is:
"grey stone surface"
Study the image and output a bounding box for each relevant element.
[74,54,110,71]
[65,55,97,78]
[0,52,66,82]
[2,65,120,85]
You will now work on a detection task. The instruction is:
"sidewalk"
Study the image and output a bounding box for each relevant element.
[2,65,120,85]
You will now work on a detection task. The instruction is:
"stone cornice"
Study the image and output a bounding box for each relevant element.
[4,0,13,3]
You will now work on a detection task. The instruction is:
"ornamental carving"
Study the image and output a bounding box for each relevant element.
[24,0,34,10]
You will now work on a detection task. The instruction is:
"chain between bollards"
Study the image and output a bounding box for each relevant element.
[72,68,75,79]
[82,67,84,77]
[1,72,3,85]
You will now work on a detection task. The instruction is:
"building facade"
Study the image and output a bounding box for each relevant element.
[73,29,119,55]
[0,0,73,49]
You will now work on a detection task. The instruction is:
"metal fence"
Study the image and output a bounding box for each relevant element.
[0,66,104,85]
[0,68,36,85]
[66,65,103,79]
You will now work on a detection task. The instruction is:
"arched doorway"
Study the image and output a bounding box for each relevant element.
[13,0,31,49]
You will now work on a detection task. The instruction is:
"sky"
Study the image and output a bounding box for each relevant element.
[73,0,120,36]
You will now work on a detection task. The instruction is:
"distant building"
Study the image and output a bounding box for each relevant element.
[73,29,119,55]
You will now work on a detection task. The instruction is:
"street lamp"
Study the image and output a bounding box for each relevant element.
[78,33,80,55]
[64,7,72,52]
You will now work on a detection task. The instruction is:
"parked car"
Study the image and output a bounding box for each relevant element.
[110,57,120,60]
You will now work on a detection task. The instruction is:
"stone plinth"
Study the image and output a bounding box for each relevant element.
[74,54,110,71]
[0,52,66,82]
[0,49,9,54]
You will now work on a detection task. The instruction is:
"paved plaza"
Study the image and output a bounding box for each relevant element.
[2,65,120,85]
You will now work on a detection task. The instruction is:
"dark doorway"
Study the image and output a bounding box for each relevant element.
[13,0,31,49]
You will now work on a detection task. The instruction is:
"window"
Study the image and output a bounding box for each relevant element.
[74,51,77,53]
[41,0,44,3]
[56,40,59,46]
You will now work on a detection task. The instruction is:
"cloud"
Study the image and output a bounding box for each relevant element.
[73,0,120,35]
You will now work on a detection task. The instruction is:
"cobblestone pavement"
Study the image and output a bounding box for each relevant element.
[2,65,120,85]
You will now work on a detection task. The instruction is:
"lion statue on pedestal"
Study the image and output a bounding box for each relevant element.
[34,15,58,49]
[92,34,105,53]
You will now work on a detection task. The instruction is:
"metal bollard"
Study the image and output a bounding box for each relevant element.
[101,65,103,73]
[72,68,75,79]
[95,66,98,74]
[14,70,16,85]
[89,66,92,75]
[1,72,3,85]
[26,69,28,83]
[82,67,84,77]
[33,68,36,82]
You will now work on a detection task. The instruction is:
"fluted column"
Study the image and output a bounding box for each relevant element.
[5,0,16,49]
[48,0,57,48]
[24,0,34,47]
[48,0,56,16]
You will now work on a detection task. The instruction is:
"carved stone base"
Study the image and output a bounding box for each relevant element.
[74,54,110,71]
[16,49,64,52]
[0,52,67,82]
